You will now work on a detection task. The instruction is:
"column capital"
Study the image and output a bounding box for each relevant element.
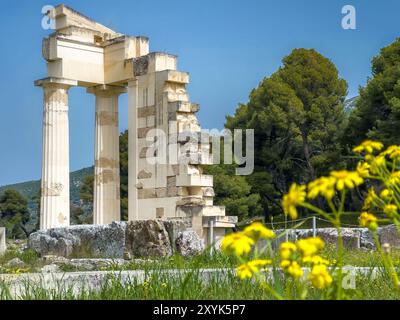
[87,84,127,97]
[34,77,77,89]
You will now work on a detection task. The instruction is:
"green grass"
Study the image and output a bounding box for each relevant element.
[1,269,399,300]
[1,246,400,274]
[0,249,39,269]
[1,246,400,299]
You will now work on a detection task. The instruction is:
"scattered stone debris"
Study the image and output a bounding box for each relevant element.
[270,225,400,250]
[28,220,206,259]
[28,222,126,258]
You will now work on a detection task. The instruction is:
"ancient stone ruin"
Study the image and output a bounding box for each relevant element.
[34,4,236,249]
[0,227,6,255]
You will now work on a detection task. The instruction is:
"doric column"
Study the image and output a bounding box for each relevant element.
[35,77,77,230]
[128,79,139,221]
[87,85,126,225]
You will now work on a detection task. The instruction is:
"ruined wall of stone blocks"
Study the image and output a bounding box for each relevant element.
[129,52,237,239]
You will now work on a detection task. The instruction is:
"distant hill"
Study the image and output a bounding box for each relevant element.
[344,96,358,114]
[0,166,93,229]
[0,166,93,203]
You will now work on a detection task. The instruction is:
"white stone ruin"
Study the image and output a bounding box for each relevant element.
[35,4,236,245]
[0,227,5,255]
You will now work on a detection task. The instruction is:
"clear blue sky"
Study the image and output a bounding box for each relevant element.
[0,0,399,186]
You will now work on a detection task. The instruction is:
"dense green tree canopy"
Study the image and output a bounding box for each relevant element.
[345,38,400,147]
[226,48,348,216]
[0,189,30,238]
[203,164,263,220]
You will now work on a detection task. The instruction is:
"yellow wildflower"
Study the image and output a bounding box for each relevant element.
[279,241,297,260]
[356,162,370,178]
[363,188,377,210]
[330,170,364,191]
[307,176,336,200]
[281,260,303,278]
[236,259,272,280]
[282,183,306,220]
[369,155,386,174]
[161,282,168,288]
[384,204,398,218]
[302,255,329,266]
[308,264,333,289]
[280,259,291,268]
[388,172,400,185]
[221,232,254,256]
[296,237,324,257]
[250,259,272,268]
[243,222,275,240]
[380,189,392,199]
[382,145,400,160]
[353,140,384,154]
[359,212,378,231]
[236,264,254,280]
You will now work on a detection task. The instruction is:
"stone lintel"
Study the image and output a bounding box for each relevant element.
[54,4,119,36]
[87,84,127,96]
[34,77,77,88]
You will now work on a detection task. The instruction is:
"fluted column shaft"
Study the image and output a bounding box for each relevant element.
[128,79,139,221]
[88,85,126,225]
[40,82,72,229]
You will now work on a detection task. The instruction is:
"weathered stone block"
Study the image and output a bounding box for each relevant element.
[28,222,126,258]
[156,188,167,198]
[137,127,155,139]
[137,106,156,118]
[167,176,176,187]
[163,219,187,252]
[167,187,178,197]
[175,230,204,256]
[379,224,400,248]
[137,188,156,199]
[137,169,152,179]
[125,220,172,258]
